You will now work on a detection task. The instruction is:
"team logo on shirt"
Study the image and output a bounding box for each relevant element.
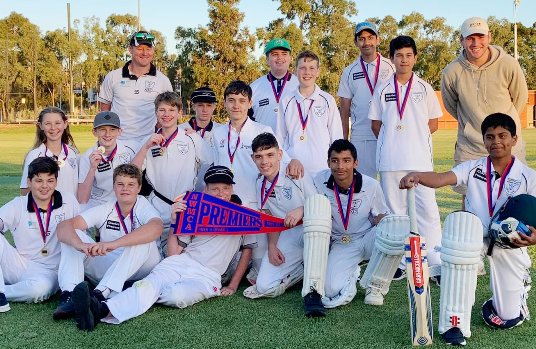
[68,158,77,169]
[385,93,396,102]
[118,153,131,164]
[120,80,133,87]
[55,213,66,223]
[176,142,190,155]
[350,199,362,214]
[379,69,390,80]
[145,81,156,93]
[313,105,326,118]
[219,139,225,148]
[504,178,521,196]
[259,98,269,107]
[281,187,292,200]
[411,92,425,103]
[353,72,365,80]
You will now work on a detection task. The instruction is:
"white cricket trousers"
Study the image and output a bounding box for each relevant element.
[351,139,378,180]
[0,235,58,302]
[58,230,161,293]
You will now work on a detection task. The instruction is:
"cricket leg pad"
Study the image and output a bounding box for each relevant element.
[359,215,410,300]
[301,194,332,297]
[439,211,483,338]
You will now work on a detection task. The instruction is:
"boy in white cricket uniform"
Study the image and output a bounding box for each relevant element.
[0,157,79,312]
[250,38,299,132]
[368,35,442,275]
[400,113,536,346]
[133,92,213,254]
[243,133,316,300]
[78,112,136,210]
[338,22,395,178]
[314,140,389,309]
[212,81,303,282]
[53,164,162,325]
[179,87,223,191]
[278,50,343,177]
[70,166,256,329]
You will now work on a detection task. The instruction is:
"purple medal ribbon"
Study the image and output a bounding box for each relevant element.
[45,143,68,161]
[227,118,248,166]
[268,71,289,103]
[192,119,207,138]
[158,127,179,149]
[486,156,515,217]
[296,100,314,133]
[334,177,356,231]
[394,73,414,122]
[115,201,134,234]
[100,144,117,163]
[260,173,279,209]
[359,54,381,95]
[31,197,53,244]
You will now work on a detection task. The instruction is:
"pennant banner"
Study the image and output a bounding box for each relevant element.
[171,191,292,235]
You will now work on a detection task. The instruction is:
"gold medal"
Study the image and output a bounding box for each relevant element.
[274,108,278,112]
[97,146,105,154]
[159,147,165,156]
[341,235,351,244]
[41,248,48,256]
[300,134,306,141]
[57,159,65,168]
[396,124,403,131]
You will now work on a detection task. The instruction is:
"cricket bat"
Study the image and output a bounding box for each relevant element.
[405,187,433,346]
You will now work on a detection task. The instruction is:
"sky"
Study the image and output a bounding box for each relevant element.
[1,0,535,53]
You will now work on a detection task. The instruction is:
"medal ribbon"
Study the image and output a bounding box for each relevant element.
[157,127,179,149]
[334,176,356,231]
[394,73,413,122]
[359,54,381,95]
[100,144,117,163]
[45,143,68,161]
[296,100,314,133]
[268,71,289,103]
[260,173,279,209]
[192,119,207,138]
[31,196,53,244]
[486,156,515,217]
[115,201,134,234]
[227,118,248,165]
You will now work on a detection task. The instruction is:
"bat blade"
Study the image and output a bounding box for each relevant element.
[405,235,433,346]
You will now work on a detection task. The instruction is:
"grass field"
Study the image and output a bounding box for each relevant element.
[1,125,536,348]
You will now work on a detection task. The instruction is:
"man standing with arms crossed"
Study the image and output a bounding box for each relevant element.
[441,17,528,193]
[98,31,173,151]
[250,38,299,132]
[338,22,395,178]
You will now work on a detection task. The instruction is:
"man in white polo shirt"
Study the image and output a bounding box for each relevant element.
[250,38,299,132]
[98,31,173,150]
[0,157,79,312]
[338,21,395,178]
[78,111,136,210]
[278,50,343,177]
[368,35,442,278]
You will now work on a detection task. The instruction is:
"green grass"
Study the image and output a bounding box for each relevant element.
[1,125,536,348]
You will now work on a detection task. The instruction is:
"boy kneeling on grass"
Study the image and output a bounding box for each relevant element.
[399,113,536,346]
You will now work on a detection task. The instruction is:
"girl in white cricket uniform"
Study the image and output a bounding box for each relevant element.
[0,158,79,308]
[21,107,79,197]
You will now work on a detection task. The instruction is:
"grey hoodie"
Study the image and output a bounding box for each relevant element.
[441,45,528,162]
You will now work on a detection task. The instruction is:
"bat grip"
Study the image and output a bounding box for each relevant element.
[407,187,418,235]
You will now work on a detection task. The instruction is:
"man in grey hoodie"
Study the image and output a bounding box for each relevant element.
[441,16,528,194]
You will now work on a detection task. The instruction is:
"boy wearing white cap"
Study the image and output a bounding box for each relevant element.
[78,111,136,209]
[338,21,394,178]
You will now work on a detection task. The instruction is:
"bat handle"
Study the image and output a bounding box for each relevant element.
[407,187,418,235]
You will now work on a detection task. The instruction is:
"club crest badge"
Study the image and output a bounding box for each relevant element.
[145,81,156,93]
[313,105,326,118]
[282,187,292,200]
[411,91,424,103]
[55,213,66,223]
[379,68,390,80]
[176,142,190,155]
[505,178,521,196]
[350,199,362,214]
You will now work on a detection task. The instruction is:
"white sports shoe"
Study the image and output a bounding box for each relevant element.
[364,288,384,306]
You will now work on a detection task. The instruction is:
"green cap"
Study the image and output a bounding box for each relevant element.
[264,38,291,55]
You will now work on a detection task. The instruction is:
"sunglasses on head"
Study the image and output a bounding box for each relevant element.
[132,32,155,46]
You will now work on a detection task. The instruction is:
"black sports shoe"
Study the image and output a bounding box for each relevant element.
[53,291,75,320]
[0,292,10,313]
[90,290,109,321]
[304,290,326,317]
[442,327,466,346]
[392,268,406,281]
[73,282,95,331]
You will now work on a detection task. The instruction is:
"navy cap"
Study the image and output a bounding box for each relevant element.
[204,165,235,185]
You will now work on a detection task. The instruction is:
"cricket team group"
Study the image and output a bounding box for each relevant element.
[1,15,535,346]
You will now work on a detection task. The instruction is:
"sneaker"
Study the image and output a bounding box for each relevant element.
[53,291,74,320]
[303,290,326,317]
[430,275,441,287]
[442,327,466,346]
[393,268,406,281]
[72,282,95,331]
[0,292,10,313]
[364,288,384,306]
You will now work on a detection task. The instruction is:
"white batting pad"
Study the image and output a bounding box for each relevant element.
[439,211,483,337]
[359,215,410,297]
[302,194,332,297]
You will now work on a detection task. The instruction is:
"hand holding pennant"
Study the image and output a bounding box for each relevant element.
[170,191,298,235]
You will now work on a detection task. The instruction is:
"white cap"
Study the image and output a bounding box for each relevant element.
[460,17,490,38]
